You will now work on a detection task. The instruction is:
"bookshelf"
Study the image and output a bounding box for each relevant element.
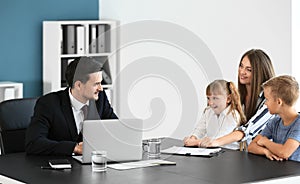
[43,20,118,106]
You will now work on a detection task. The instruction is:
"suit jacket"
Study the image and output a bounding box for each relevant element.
[25,88,117,156]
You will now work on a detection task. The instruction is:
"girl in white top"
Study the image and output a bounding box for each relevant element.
[184,80,246,150]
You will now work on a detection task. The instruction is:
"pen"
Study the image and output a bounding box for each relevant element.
[41,166,66,170]
[152,162,176,166]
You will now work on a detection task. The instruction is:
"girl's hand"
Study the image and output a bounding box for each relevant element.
[183,136,199,146]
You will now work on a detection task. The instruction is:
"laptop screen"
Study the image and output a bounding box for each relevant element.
[76,119,143,164]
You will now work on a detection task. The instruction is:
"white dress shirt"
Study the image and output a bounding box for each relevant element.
[69,90,89,134]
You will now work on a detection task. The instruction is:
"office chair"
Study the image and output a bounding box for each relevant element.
[0,98,37,155]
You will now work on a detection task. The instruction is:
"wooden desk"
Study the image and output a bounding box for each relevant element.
[0,138,299,184]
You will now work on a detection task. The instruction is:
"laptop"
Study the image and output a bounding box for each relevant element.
[73,119,143,164]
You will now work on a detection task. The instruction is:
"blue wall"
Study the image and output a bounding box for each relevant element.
[0,0,99,97]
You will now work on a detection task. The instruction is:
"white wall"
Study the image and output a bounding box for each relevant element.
[100,0,291,139]
[292,0,300,110]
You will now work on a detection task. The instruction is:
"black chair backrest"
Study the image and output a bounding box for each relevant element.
[0,98,37,155]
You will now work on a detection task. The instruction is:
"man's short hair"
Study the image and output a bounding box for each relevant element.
[65,57,102,87]
[262,75,299,106]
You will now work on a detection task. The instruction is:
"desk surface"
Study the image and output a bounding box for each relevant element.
[0,138,300,184]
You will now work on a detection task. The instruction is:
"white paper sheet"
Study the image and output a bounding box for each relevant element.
[107,159,176,170]
[0,174,26,184]
[245,175,300,184]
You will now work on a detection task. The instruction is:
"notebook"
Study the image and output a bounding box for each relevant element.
[73,119,143,164]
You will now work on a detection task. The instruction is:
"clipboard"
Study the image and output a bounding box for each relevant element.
[161,146,222,157]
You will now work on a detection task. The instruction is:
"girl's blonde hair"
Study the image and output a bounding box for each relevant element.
[206,80,247,126]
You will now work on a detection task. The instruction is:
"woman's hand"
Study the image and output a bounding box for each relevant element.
[199,137,213,147]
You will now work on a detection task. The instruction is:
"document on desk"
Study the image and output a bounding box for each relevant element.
[161,146,222,157]
[0,174,26,184]
[108,159,176,170]
[245,175,300,184]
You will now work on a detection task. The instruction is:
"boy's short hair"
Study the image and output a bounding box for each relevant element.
[262,75,299,106]
[65,57,102,88]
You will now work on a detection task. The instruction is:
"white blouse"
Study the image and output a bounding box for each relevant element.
[191,106,240,150]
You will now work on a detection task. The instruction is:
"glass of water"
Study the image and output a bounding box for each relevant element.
[91,151,107,172]
[147,138,161,158]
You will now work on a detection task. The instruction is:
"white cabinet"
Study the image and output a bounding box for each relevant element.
[43,20,118,107]
[0,82,23,102]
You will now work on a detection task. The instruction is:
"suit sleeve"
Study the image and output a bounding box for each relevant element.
[25,95,76,156]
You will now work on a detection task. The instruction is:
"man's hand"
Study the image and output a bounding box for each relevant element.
[73,142,83,154]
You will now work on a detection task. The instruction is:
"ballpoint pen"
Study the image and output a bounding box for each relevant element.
[41,166,67,170]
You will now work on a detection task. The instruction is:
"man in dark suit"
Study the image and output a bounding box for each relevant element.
[25,57,117,155]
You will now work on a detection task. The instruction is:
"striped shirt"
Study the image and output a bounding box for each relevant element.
[236,92,275,145]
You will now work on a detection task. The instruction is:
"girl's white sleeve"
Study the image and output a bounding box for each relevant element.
[191,107,208,138]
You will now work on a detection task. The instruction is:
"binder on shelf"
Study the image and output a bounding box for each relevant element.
[61,59,74,87]
[76,26,85,54]
[92,56,112,85]
[102,70,112,84]
[62,25,76,54]
[89,25,97,53]
[92,56,106,68]
[97,25,105,53]
[61,59,68,87]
